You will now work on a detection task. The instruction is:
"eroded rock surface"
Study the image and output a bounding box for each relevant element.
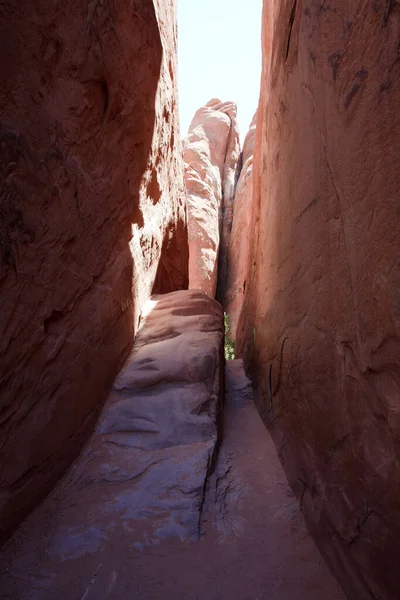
[183,98,240,298]
[0,355,346,600]
[0,0,187,543]
[224,113,257,339]
[0,290,224,599]
[237,2,400,599]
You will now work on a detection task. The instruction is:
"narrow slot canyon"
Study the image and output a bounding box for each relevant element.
[0,1,399,600]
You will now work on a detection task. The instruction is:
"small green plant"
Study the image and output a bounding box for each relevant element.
[224,312,235,361]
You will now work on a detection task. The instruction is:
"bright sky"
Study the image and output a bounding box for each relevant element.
[177,1,263,143]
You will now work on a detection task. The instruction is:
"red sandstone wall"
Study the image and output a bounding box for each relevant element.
[224,113,257,339]
[0,0,187,543]
[237,2,400,598]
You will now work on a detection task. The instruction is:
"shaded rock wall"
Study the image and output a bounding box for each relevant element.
[0,0,187,543]
[224,113,257,339]
[237,1,400,598]
[183,99,240,298]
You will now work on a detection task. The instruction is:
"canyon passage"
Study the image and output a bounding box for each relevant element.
[1,1,400,599]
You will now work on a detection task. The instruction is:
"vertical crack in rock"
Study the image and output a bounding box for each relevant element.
[285,0,298,61]
[197,452,214,539]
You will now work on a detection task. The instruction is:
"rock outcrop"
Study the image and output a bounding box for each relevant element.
[224,113,257,339]
[0,290,224,599]
[183,99,240,298]
[237,2,400,599]
[0,0,188,544]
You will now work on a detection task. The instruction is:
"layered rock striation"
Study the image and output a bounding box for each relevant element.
[0,0,187,543]
[183,99,240,298]
[237,2,400,599]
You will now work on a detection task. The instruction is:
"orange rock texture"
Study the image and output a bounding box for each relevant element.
[0,0,187,543]
[183,99,240,298]
[224,112,257,339]
[237,2,400,598]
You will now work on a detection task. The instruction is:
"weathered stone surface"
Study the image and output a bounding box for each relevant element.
[237,2,400,599]
[0,0,188,544]
[224,112,257,339]
[183,98,240,298]
[0,350,346,600]
[0,290,224,599]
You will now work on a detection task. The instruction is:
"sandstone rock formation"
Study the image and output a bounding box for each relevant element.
[237,2,400,599]
[224,112,257,339]
[0,290,224,599]
[0,0,188,544]
[183,99,240,298]
[0,325,344,600]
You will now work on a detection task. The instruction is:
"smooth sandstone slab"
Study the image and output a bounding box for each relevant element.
[0,290,224,599]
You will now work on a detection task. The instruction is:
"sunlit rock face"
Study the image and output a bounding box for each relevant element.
[237,1,400,598]
[183,99,240,298]
[224,112,257,339]
[0,0,187,543]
